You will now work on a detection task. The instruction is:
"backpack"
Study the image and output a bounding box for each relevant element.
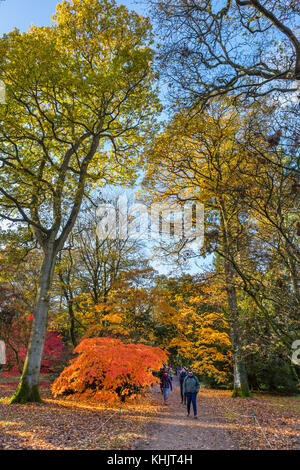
[185,375,199,389]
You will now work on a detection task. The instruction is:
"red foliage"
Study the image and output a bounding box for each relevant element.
[41,331,65,373]
[52,337,168,402]
[2,315,65,376]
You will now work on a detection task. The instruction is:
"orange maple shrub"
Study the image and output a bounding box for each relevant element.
[52,337,168,402]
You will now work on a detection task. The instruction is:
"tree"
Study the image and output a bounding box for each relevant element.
[153,275,232,386]
[237,294,299,393]
[52,337,168,402]
[53,199,151,346]
[144,98,263,396]
[218,102,300,381]
[0,284,25,374]
[0,0,158,403]
[144,96,299,394]
[233,103,299,315]
[82,266,158,343]
[0,228,43,313]
[151,0,299,106]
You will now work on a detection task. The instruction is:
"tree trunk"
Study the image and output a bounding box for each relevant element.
[224,259,251,398]
[7,341,22,374]
[68,300,77,348]
[10,243,57,404]
[219,202,251,398]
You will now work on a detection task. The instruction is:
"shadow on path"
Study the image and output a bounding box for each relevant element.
[134,378,239,450]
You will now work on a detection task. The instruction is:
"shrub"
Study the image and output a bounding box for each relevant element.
[52,337,168,402]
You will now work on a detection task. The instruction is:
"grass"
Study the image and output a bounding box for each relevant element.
[258,393,300,414]
[0,374,50,384]
[0,376,20,383]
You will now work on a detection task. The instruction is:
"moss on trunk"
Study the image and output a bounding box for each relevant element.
[232,387,252,398]
[232,357,252,398]
[9,377,42,404]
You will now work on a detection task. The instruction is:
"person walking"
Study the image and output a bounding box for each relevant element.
[158,365,166,379]
[182,370,200,418]
[160,369,173,405]
[179,367,187,404]
[168,365,174,381]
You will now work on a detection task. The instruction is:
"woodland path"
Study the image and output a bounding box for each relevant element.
[134,377,239,450]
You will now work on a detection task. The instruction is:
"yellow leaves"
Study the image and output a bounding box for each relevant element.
[101,313,123,325]
[144,96,257,217]
[154,277,232,383]
[0,0,159,238]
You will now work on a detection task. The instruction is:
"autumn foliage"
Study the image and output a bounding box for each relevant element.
[3,315,65,377]
[52,337,168,402]
[0,284,65,377]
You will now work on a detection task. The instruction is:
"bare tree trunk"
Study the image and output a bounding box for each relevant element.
[10,243,57,403]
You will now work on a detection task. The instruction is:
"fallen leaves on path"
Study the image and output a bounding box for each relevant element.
[0,383,299,450]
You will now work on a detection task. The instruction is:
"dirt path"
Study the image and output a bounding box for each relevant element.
[134,378,239,450]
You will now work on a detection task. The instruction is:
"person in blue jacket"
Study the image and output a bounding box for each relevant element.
[182,370,200,418]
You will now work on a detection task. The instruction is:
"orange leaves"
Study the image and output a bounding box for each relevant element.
[52,337,168,403]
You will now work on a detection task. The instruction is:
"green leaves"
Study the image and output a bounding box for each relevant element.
[0,0,159,236]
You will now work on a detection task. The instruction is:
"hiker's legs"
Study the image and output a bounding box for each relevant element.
[180,384,184,403]
[164,387,169,404]
[186,393,192,415]
[182,390,186,403]
[191,393,197,416]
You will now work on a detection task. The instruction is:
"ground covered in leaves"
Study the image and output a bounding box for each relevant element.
[211,389,300,450]
[134,383,300,451]
[0,382,161,450]
[0,378,299,450]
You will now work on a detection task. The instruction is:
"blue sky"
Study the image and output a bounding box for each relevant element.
[0,0,147,35]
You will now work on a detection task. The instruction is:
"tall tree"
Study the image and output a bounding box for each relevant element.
[144,98,266,396]
[0,0,158,403]
[144,96,299,393]
[153,275,232,386]
[54,204,149,346]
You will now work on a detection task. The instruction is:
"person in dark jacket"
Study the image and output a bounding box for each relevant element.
[160,370,173,405]
[179,367,187,404]
[182,370,200,418]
